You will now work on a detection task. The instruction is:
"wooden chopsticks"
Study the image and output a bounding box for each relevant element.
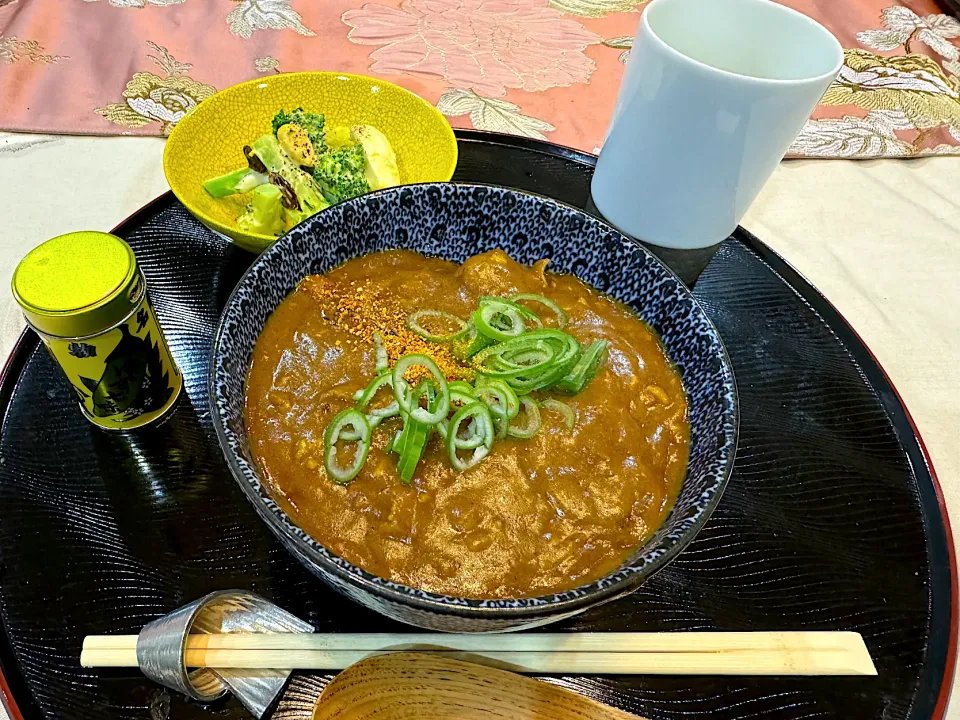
[81,631,877,676]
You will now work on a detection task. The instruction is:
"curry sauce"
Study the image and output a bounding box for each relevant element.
[245,250,689,598]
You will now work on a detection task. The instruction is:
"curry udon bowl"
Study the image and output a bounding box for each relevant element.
[211,183,738,632]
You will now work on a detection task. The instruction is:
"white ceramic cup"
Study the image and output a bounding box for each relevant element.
[591,0,843,249]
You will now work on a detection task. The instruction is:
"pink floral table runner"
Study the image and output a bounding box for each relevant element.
[0,0,958,158]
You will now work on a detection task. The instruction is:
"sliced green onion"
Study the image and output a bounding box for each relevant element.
[415,378,437,409]
[447,389,489,449]
[356,371,399,419]
[473,298,529,341]
[396,416,430,484]
[387,429,403,453]
[448,380,475,395]
[451,323,494,360]
[473,329,581,392]
[449,383,478,410]
[393,374,446,483]
[474,377,519,438]
[540,398,575,429]
[507,396,541,438]
[475,348,553,378]
[392,354,450,425]
[480,296,543,328]
[472,333,562,378]
[406,310,469,342]
[373,332,389,374]
[476,378,519,419]
[508,348,554,366]
[423,384,456,441]
[323,408,371,484]
[446,402,494,471]
[475,329,573,362]
[327,291,605,485]
[556,340,610,394]
[509,336,581,393]
[342,412,383,440]
[451,414,487,449]
[512,293,566,328]
[340,410,388,441]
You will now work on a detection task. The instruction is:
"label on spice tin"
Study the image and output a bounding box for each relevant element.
[40,288,182,430]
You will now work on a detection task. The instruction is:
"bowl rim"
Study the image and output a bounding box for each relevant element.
[163,71,459,246]
[209,181,739,619]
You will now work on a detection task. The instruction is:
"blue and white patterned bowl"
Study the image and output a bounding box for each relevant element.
[210,183,738,632]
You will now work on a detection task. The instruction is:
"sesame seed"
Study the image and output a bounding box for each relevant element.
[300,275,474,384]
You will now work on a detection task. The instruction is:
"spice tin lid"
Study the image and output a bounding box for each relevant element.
[12,231,141,339]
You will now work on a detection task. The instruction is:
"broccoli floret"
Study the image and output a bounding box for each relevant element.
[271,107,326,155]
[237,184,285,236]
[312,144,370,203]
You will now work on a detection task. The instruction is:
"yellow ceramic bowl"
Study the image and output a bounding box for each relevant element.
[164,72,458,253]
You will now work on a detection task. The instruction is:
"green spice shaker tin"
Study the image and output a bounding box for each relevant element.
[12,231,182,430]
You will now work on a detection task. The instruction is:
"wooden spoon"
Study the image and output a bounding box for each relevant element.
[313,652,643,720]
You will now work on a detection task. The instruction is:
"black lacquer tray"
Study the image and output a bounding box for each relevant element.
[0,132,954,720]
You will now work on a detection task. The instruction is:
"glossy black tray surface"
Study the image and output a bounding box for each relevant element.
[0,132,954,720]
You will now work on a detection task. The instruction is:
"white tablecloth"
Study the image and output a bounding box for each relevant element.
[0,134,958,719]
